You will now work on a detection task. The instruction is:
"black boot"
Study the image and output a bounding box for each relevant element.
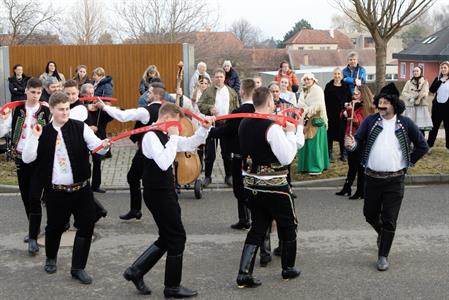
[230,202,250,230]
[377,229,395,271]
[70,236,93,284]
[44,231,61,274]
[348,190,363,200]
[259,227,272,267]
[28,213,41,255]
[236,244,262,288]
[163,254,198,298]
[335,180,352,196]
[93,197,108,222]
[123,243,166,295]
[120,210,142,221]
[45,258,57,274]
[281,240,301,280]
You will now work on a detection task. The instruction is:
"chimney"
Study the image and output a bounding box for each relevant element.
[329,28,335,38]
[304,54,309,65]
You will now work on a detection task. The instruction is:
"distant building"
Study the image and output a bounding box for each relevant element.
[285,29,354,50]
[346,31,403,63]
[393,26,449,81]
[0,33,61,46]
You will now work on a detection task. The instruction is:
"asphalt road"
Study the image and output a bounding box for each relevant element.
[0,185,448,300]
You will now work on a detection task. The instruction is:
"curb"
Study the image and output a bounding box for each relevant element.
[2,174,449,193]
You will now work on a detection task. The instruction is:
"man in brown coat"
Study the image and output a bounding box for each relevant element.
[198,68,239,187]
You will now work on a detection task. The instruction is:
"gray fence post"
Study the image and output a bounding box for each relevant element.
[182,43,194,98]
[0,46,10,105]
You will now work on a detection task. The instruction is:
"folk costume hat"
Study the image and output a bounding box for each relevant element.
[374,82,405,115]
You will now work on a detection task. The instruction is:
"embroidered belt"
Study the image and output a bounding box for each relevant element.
[245,159,288,176]
[244,176,288,187]
[52,180,89,193]
[365,168,406,179]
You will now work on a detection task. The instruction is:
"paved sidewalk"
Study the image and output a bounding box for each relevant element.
[100,139,227,189]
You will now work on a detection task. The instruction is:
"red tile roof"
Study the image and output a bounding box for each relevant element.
[289,49,376,67]
[286,29,354,49]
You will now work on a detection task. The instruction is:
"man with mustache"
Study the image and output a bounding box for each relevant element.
[345,83,428,271]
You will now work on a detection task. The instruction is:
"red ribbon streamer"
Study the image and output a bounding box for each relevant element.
[182,109,298,127]
[0,100,26,114]
[79,96,118,102]
[92,120,182,154]
[280,107,304,117]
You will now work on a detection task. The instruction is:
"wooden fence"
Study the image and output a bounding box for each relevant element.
[8,43,183,132]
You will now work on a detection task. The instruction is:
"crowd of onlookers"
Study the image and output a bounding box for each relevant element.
[6,53,449,198]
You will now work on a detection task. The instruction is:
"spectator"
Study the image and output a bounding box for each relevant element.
[137,78,175,107]
[254,76,263,88]
[279,76,297,106]
[342,51,366,95]
[8,64,30,101]
[92,67,113,97]
[139,65,160,95]
[427,61,449,153]
[223,60,240,95]
[39,60,65,82]
[274,61,299,93]
[189,61,211,96]
[191,76,211,103]
[297,73,329,175]
[40,77,60,102]
[401,66,432,136]
[73,64,91,89]
[324,67,351,162]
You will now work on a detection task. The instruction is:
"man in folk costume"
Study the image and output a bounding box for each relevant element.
[22,92,111,284]
[0,77,51,255]
[208,79,256,230]
[95,82,164,221]
[123,103,214,298]
[236,87,304,288]
[345,83,428,271]
[64,80,108,221]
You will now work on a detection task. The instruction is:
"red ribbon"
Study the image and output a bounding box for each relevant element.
[280,107,304,117]
[182,109,298,127]
[79,96,118,102]
[0,100,26,114]
[92,120,182,154]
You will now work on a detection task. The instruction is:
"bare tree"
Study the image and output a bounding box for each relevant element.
[97,31,113,44]
[335,0,436,91]
[114,0,217,43]
[331,13,365,33]
[230,19,261,48]
[65,0,106,44]
[0,0,59,45]
[432,3,449,31]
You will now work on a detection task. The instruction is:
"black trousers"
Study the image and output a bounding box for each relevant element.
[43,185,95,259]
[127,149,145,211]
[204,129,232,178]
[347,148,364,191]
[16,159,42,218]
[428,100,449,148]
[231,156,250,222]
[143,188,186,256]
[363,175,404,233]
[244,184,297,246]
[91,153,102,189]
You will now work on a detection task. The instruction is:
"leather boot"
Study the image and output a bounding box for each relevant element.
[120,210,142,221]
[45,258,57,274]
[44,231,62,273]
[230,202,250,230]
[70,236,93,284]
[123,243,166,295]
[259,227,272,267]
[377,229,395,271]
[281,240,301,280]
[348,190,363,200]
[335,180,352,196]
[163,254,198,298]
[93,197,107,222]
[236,244,262,288]
[28,213,41,255]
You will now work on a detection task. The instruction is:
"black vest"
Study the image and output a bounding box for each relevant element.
[37,119,91,187]
[239,118,280,169]
[229,103,255,154]
[11,103,50,150]
[130,103,161,144]
[70,99,83,109]
[142,131,174,189]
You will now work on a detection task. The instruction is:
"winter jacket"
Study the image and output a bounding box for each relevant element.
[224,68,241,94]
[8,75,30,101]
[274,69,300,92]
[94,76,113,97]
[342,64,366,95]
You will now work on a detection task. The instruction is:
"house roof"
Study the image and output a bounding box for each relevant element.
[393,26,449,61]
[247,48,289,70]
[285,29,354,49]
[289,48,376,67]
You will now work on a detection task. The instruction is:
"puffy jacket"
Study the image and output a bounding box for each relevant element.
[94,76,113,97]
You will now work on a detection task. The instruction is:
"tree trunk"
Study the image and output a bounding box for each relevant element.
[374,39,387,93]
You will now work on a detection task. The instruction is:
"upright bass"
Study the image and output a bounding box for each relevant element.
[174,61,202,185]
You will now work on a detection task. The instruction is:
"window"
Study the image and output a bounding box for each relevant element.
[367,74,375,81]
[422,36,438,44]
[400,63,406,79]
[410,63,414,78]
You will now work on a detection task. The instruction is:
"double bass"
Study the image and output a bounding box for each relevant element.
[174,61,202,185]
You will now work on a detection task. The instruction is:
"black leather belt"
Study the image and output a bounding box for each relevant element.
[365,168,405,179]
[52,180,89,193]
